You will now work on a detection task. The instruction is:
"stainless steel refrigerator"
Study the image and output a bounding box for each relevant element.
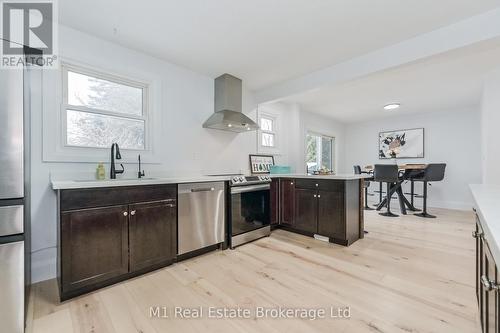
[0,65,31,332]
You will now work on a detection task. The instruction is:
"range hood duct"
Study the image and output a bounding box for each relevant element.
[203,73,259,133]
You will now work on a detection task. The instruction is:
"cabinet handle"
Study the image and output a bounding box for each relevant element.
[130,210,136,216]
[472,231,484,238]
[290,182,294,185]
[315,183,319,187]
[123,211,128,216]
[167,204,176,208]
[317,194,321,198]
[481,275,499,291]
[313,194,317,198]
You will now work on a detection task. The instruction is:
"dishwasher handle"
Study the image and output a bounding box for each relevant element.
[191,187,215,192]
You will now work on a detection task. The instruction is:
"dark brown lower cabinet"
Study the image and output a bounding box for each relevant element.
[317,190,344,239]
[129,200,177,272]
[294,188,317,233]
[58,185,177,300]
[280,178,295,226]
[270,179,279,225]
[286,179,360,245]
[61,205,129,293]
[475,215,499,333]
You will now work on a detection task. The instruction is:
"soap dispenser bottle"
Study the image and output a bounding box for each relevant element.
[96,162,106,180]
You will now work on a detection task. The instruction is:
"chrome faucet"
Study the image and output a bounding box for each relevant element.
[110,143,124,179]
[138,154,145,179]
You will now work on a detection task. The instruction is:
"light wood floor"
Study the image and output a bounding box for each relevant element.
[27,208,480,333]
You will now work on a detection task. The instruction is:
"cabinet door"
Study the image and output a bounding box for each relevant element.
[317,190,345,239]
[270,179,279,225]
[129,200,177,272]
[294,188,317,234]
[61,205,128,293]
[280,178,295,226]
[482,240,498,333]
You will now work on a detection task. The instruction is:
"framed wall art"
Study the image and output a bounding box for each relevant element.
[379,128,424,159]
[249,154,275,174]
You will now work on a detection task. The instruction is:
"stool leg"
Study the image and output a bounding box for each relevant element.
[379,183,399,217]
[373,182,384,207]
[415,181,436,218]
[364,187,374,210]
[408,180,421,212]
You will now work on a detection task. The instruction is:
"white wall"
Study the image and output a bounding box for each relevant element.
[258,102,347,174]
[30,26,261,283]
[481,68,500,185]
[344,109,482,210]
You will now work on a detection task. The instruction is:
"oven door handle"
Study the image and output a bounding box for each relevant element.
[231,184,270,194]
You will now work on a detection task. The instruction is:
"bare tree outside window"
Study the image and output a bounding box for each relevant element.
[64,66,147,150]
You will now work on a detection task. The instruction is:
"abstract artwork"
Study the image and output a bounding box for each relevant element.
[379,128,424,159]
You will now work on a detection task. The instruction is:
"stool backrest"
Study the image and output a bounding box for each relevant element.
[353,165,362,175]
[373,164,399,182]
[423,163,446,182]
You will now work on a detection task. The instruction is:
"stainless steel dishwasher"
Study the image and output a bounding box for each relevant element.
[177,182,225,255]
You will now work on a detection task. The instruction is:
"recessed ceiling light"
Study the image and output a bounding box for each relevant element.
[384,103,401,110]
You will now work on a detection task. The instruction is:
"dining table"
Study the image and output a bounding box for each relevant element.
[364,164,428,215]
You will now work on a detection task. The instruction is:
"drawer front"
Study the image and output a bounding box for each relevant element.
[294,179,344,192]
[60,185,177,211]
[0,205,23,236]
[294,179,320,190]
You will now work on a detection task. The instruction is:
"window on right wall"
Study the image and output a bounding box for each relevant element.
[305,132,335,174]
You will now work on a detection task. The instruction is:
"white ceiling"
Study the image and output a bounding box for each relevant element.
[59,0,500,90]
[283,39,500,123]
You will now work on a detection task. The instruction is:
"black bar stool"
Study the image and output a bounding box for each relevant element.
[354,165,373,211]
[413,163,446,218]
[373,164,399,217]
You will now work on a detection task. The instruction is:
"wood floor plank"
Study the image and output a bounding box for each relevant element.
[29,208,479,333]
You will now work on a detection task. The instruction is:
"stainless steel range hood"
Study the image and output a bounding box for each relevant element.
[203,74,259,133]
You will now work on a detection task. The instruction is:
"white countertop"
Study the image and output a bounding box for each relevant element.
[51,173,368,190]
[270,173,369,180]
[470,184,500,264]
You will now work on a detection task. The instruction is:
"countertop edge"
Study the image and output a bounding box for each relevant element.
[470,184,500,266]
[51,174,368,190]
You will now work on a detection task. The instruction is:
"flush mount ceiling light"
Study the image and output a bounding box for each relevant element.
[384,103,401,110]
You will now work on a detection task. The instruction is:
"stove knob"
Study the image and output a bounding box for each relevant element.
[232,177,239,183]
[239,176,245,182]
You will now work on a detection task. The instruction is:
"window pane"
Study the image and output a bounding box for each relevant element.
[67,110,145,150]
[260,117,273,132]
[321,137,333,170]
[67,71,143,116]
[305,134,319,173]
[262,133,275,147]
[306,133,334,173]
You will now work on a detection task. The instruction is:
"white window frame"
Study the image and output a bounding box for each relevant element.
[305,131,335,173]
[42,57,162,164]
[61,63,149,151]
[258,112,279,153]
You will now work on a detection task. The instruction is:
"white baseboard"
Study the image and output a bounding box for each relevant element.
[366,197,472,212]
[31,247,57,284]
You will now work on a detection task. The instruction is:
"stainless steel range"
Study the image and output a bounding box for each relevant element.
[229,175,272,248]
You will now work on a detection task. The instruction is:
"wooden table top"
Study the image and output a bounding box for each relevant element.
[365,163,427,171]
